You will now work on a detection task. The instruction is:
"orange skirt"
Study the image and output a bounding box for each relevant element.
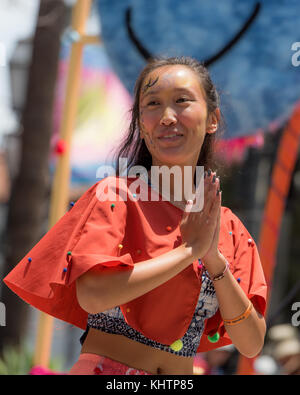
[69,353,152,375]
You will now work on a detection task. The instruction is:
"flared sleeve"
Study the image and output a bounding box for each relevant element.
[197,207,268,352]
[3,178,134,329]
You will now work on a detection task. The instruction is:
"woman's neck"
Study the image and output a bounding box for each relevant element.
[147,166,198,203]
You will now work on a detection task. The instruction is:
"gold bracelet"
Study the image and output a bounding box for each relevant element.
[223,301,253,326]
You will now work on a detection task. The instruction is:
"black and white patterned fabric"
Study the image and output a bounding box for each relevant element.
[86,270,218,357]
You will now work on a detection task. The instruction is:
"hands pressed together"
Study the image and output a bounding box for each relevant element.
[180,169,222,268]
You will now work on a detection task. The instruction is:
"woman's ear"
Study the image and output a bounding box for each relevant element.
[206,108,220,134]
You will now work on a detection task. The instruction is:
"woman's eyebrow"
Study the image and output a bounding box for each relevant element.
[141,87,194,100]
[141,89,160,99]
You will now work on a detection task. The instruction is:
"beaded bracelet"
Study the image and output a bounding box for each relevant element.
[223,301,253,326]
[211,260,230,281]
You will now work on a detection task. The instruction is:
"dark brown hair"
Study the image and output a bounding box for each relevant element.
[112,56,224,177]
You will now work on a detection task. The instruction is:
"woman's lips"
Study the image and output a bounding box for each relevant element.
[158,134,184,143]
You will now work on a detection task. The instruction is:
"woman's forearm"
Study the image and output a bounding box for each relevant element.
[203,252,266,358]
[76,244,195,314]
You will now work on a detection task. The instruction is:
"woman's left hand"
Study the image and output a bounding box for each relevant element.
[201,174,222,266]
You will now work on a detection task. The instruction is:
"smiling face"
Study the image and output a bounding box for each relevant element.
[139,65,218,168]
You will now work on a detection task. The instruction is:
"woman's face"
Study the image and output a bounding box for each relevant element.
[139,65,218,168]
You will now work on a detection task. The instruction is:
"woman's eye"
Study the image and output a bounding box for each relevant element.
[147,101,159,106]
[176,97,190,103]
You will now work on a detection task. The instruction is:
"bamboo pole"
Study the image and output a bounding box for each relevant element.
[33,0,94,367]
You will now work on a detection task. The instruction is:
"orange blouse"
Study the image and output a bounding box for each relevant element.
[3,176,267,352]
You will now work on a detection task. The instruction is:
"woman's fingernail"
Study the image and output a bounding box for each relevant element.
[207,169,211,177]
[212,175,216,183]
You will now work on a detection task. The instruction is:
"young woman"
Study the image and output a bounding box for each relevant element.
[4,57,267,375]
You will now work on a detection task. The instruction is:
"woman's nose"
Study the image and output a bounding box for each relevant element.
[160,108,177,126]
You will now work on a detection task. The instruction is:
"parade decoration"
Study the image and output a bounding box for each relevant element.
[96,0,300,141]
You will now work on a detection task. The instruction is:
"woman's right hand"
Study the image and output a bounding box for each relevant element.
[180,171,221,260]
